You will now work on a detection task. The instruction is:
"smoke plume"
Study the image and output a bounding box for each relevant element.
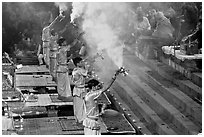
[55,2,69,12]
[70,2,87,23]
[71,2,130,68]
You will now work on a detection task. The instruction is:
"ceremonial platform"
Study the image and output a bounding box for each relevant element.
[3,64,136,135]
[15,65,50,75]
[15,65,57,91]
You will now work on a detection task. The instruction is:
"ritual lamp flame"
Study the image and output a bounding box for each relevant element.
[96,52,104,60]
[117,66,129,76]
[59,9,65,22]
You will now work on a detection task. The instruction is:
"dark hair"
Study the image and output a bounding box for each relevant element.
[57,38,66,46]
[86,79,100,89]
[72,57,83,66]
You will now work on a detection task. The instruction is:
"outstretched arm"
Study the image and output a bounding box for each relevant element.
[48,14,64,29]
[37,44,41,56]
[101,70,120,93]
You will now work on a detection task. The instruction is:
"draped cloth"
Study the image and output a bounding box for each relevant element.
[72,67,88,123]
[49,35,58,79]
[56,46,72,99]
[42,26,51,67]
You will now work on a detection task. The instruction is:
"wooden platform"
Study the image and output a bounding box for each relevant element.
[25,94,73,107]
[16,75,56,88]
[13,116,106,135]
[15,65,49,74]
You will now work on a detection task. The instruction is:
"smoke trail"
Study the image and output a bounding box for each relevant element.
[71,2,130,68]
[55,2,69,12]
[70,2,87,23]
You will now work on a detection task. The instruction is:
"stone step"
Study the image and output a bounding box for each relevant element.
[106,90,152,135]
[120,74,200,135]
[123,55,201,127]
[159,54,202,88]
[191,72,202,88]
[177,80,202,102]
[144,71,202,127]
[139,57,202,103]
[113,80,178,135]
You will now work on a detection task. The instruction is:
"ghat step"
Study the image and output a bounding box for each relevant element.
[120,74,200,135]
[124,56,201,127]
[137,55,202,103]
[112,80,177,135]
[145,71,202,127]
[106,90,152,135]
[159,53,202,87]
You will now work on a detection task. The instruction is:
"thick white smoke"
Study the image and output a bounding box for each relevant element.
[55,2,69,14]
[70,2,87,23]
[70,2,130,68]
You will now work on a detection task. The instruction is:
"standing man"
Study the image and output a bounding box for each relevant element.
[49,30,59,81]
[56,38,72,101]
[83,70,120,135]
[42,14,64,68]
[72,57,89,124]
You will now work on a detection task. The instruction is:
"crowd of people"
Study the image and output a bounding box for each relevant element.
[125,3,202,59]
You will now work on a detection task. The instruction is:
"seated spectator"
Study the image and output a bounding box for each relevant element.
[152,11,175,46]
[164,7,182,42]
[134,7,151,37]
[148,9,157,31]
[133,7,152,54]
[150,12,175,59]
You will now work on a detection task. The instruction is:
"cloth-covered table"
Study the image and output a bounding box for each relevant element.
[162,46,202,61]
